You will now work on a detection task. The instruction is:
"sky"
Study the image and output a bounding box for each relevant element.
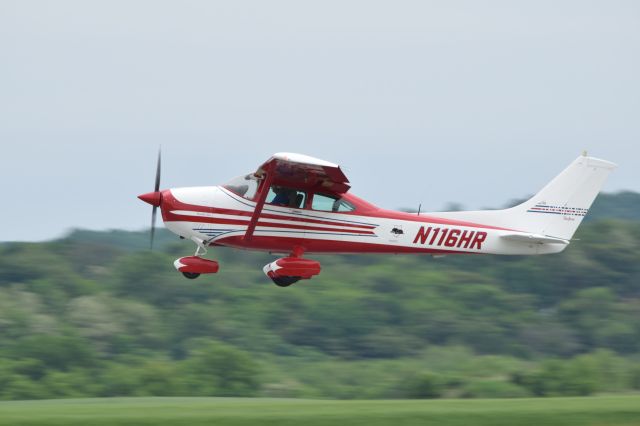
[1,0,639,242]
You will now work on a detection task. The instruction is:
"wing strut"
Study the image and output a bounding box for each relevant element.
[244,163,274,242]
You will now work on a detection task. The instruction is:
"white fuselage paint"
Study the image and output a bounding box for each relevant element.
[163,186,566,256]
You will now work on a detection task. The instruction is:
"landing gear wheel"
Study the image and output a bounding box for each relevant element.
[182,272,201,279]
[271,276,301,287]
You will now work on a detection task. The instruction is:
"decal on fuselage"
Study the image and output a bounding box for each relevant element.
[391,227,404,235]
[413,226,487,250]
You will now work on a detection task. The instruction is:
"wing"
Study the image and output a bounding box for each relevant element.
[255,152,350,194]
[244,153,350,242]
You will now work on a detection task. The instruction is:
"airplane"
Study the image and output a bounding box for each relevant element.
[138,152,616,287]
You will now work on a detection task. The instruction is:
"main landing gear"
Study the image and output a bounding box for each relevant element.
[173,240,321,287]
[182,272,201,280]
[263,246,321,287]
[271,276,301,287]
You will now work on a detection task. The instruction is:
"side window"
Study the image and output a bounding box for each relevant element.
[266,186,306,208]
[334,198,356,212]
[312,194,355,212]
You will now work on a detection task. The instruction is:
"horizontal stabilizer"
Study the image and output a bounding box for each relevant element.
[500,232,570,245]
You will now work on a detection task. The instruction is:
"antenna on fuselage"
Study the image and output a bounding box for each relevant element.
[417,203,421,216]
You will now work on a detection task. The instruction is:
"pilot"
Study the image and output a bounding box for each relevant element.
[271,187,291,206]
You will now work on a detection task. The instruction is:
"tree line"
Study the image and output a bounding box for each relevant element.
[0,192,639,399]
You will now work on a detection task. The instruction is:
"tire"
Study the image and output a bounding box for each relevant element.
[271,276,301,287]
[182,272,201,279]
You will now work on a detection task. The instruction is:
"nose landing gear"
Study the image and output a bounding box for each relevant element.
[174,237,219,279]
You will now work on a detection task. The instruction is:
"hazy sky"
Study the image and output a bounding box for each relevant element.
[1,1,639,241]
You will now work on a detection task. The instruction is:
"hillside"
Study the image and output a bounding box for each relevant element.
[0,191,639,400]
[584,191,640,222]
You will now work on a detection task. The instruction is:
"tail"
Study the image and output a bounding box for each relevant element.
[435,154,617,240]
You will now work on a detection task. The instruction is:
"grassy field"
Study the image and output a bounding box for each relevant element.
[0,396,639,426]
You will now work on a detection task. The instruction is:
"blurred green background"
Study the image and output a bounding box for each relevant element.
[0,191,638,402]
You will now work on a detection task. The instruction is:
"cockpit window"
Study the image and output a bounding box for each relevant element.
[311,194,356,212]
[266,186,306,208]
[223,174,259,200]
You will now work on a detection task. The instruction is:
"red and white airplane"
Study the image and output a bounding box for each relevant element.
[138,152,615,286]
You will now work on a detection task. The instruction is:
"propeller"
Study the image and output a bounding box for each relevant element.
[150,148,161,249]
[138,148,163,250]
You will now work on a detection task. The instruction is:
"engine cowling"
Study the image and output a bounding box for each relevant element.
[173,256,220,274]
[263,257,321,280]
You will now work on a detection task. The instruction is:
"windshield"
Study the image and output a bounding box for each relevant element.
[223,174,259,200]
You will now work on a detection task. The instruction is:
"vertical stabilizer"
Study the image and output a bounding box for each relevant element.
[434,155,617,240]
[509,155,616,239]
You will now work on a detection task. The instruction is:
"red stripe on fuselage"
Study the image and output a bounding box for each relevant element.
[164,212,376,235]
[216,235,483,255]
[161,190,377,230]
[368,209,518,232]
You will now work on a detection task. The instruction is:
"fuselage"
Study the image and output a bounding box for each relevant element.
[159,185,563,256]
[138,152,614,283]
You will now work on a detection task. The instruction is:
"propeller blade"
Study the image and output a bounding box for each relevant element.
[150,205,158,250]
[150,147,161,250]
[154,148,162,192]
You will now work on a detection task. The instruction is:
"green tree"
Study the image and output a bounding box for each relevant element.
[402,372,444,399]
[8,335,97,372]
[184,341,261,396]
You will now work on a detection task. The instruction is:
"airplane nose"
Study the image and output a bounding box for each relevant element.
[138,191,162,207]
